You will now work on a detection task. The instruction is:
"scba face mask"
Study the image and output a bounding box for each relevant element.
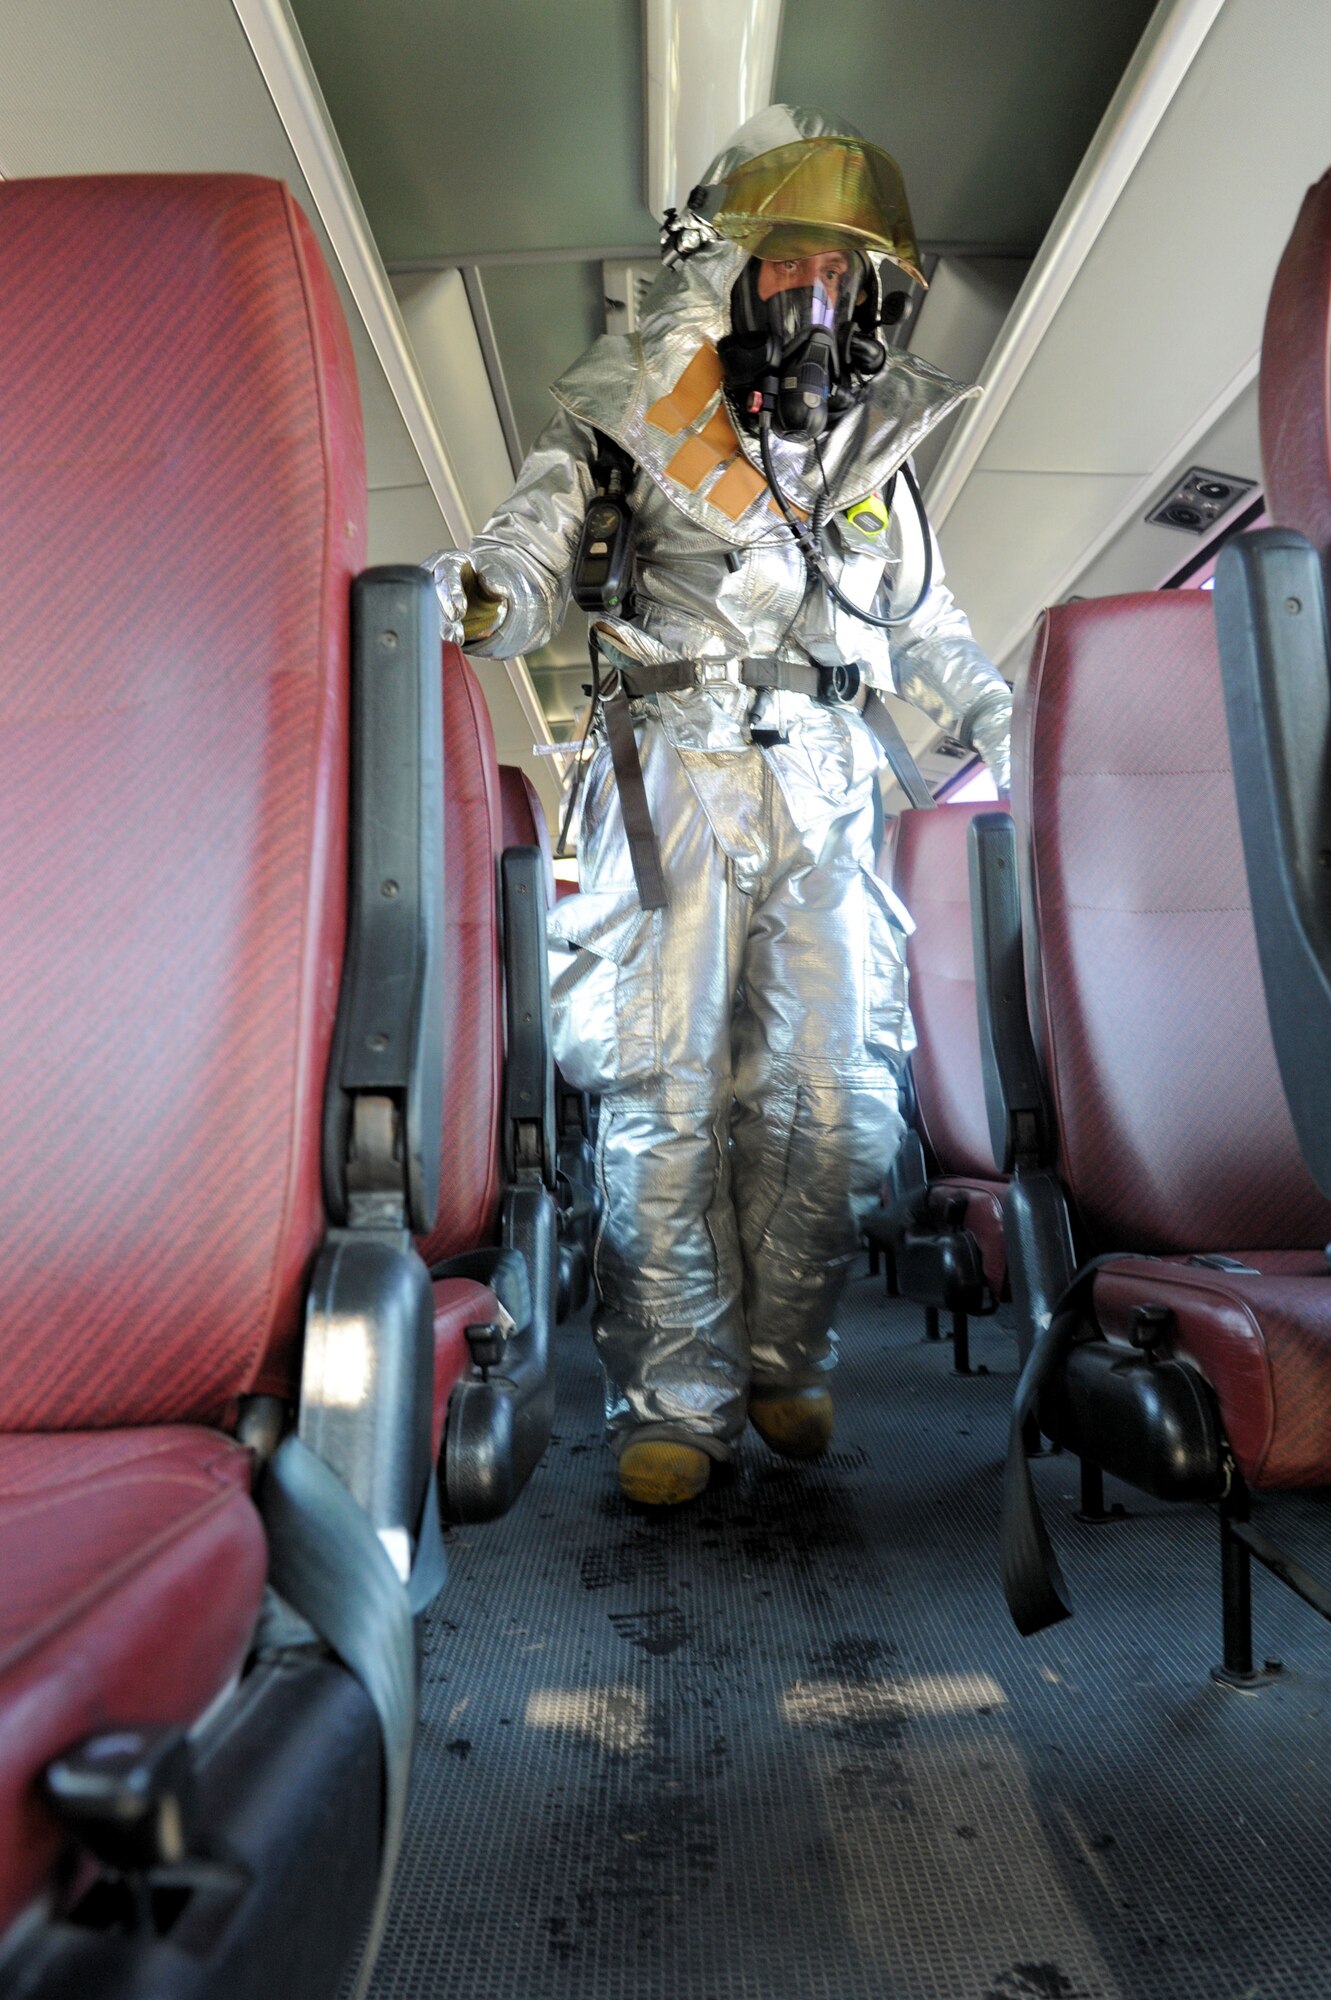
[721,251,887,441]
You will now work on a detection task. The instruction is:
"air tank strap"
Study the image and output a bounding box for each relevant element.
[602,687,669,910]
[860,692,937,812]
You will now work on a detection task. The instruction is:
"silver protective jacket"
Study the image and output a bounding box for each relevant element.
[431,106,1011,1455]
[433,105,1012,788]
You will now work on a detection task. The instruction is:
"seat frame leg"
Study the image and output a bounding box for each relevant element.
[1074,1456,1127,1524]
[1212,1482,1282,1690]
[924,1305,940,1342]
[951,1309,971,1374]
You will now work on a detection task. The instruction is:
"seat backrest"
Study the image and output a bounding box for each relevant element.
[891,800,1003,1180]
[498,763,556,906]
[418,647,504,1264]
[1259,166,1331,559]
[1015,592,1331,1256]
[0,174,364,1429]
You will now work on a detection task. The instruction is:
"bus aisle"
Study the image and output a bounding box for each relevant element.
[368,1275,1331,2000]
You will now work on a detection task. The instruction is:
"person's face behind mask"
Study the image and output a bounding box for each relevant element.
[756,250,852,318]
[755,250,861,440]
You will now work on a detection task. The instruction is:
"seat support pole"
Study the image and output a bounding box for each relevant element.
[1073,1456,1127,1524]
[951,1310,971,1374]
[1212,1479,1281,1689]
[1217,1494,1255,1683]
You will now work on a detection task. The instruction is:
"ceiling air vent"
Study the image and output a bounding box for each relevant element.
[1146,466,1257,535]
[603,260,660,336]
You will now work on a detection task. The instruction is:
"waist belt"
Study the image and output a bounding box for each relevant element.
[604,657,936,911]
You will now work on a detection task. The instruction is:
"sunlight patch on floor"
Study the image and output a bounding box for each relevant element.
[524,1686,650,1754]
[780,1670,1008,1729]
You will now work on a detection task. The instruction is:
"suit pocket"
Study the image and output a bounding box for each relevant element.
[548,890,659,1094]
[859,864,913,1064]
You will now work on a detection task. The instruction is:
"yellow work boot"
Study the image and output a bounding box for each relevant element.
[749,1386,834,1461]
[618,1438,711,1507]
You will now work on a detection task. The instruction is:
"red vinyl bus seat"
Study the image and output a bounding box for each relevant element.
[0,171,387,1979]
[498,761,598,1313]
[418,656,556,1522]
[499,762,557,905]
[866,801,1008,1374]
[895,801,1009,1303]
[995,589,1331,1670]
[420,656,508,1458]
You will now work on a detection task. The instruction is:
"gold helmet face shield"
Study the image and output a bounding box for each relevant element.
[695,136,925,288]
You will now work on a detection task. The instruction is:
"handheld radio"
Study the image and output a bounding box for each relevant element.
[572,434,636,617]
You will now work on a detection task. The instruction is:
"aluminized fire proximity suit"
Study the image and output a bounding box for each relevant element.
[432,105,1011,1467]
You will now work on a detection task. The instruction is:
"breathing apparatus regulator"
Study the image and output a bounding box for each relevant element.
[711,257,933,633]
[715,253,907,445]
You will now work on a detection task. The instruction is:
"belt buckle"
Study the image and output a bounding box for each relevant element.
[747,679,787,749]
[816,660,862,705]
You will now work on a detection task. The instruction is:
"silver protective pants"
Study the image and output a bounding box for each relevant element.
[549,681,909,1458]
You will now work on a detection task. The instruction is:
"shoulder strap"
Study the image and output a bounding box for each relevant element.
[592,427,636,491]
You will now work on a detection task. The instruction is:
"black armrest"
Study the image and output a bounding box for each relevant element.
[1215,528,1331,1197]
[968,811,1050,1173]
[501,845,556,1188]
[323,565,443,1236]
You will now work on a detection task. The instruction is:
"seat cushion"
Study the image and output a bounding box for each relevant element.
[893,801,1004,1180]
[431,1279,500,1460]
[0,1427,266,1931]
[928,1177,1007,1299]
[1015,595,1331,1256]
[418,649,504,1267]
[1259,166,1331,558]
[498,764,556,906]
[1093,1252,1331,1488]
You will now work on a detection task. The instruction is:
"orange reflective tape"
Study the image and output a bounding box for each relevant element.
[666,434,726,492]
[645,344,724,434]
[664,400,743,492]
[709,455,769,521]
[695,402,738,455]
[768,492,809,521]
